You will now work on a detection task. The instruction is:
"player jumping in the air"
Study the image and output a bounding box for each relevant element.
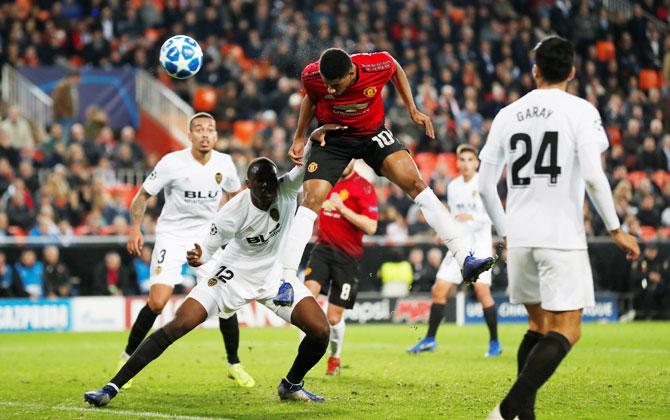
[121,112,254,389]
[408,144,501,357]
[85,157,330,406]
[303,150,378,375]
[478,36,640,420]
[276,48,495,306]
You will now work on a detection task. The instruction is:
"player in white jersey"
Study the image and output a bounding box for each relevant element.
[85,158,331,407]
[119,113,255,389]
[478,37,639,420]
[408,144,501,357]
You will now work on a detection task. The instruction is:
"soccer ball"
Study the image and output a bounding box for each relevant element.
[159,35,203,79]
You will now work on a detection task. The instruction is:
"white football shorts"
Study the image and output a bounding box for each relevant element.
[149,234,220,287]
[507,247,595,311]
[187,262,313,323]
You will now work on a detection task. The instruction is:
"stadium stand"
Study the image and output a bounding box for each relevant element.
[0,1,668,316]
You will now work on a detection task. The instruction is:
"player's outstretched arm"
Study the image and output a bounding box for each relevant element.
[578,141,640,260]
[289,95,315,166]
[127,187,152,256]
[308,123,348,147]
[390,58,434,139]
[329,193,378,235]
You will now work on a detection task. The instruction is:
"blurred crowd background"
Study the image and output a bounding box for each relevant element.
[0,0,668,317]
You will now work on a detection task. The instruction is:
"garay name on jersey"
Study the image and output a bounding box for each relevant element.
[516,106,554,122]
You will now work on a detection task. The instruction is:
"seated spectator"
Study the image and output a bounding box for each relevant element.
[378,248,413,297]
[637,194,661,228]
[0,130,21,168]
[0,251,17,297]
[28,215,60,242]
[411,247,443,293]
[43,246,73,297]
[18,161,39,197]
[384,206,409,243]
[114,126,145,163]
[5,181,36,232]
[632,242,670,320]
[635,136,666,171]
[408,211,433,239]
[14,249,44,298]
[0,157,13,196]
[91,251,136,296]
[102,190,130,224]
[0,105,35,149]
[108,215,130,236]
[132,246,152,294]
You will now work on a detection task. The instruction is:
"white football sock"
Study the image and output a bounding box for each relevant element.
[281,206,318,281]
[414,187,470,267]
[329,318,345,358]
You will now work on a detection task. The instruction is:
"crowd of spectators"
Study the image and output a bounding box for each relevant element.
[0,1,668,311]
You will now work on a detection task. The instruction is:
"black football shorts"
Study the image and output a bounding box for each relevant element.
[304,244,360,309]
[304,127,408,186]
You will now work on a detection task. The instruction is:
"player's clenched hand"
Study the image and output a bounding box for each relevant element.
[410,109,435,139]
[288,138,305,166]
[309,124,348,148]
[610,229,640,261]
[127,228,144,256]
[186,243,203,267]
[328,192,345,211]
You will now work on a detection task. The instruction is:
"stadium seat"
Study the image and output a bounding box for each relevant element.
[627,171,647,188]
[640,226,657,241]
[639,69,660,90]
[437,152,459,178]
[414,152,437,180]
[193,87,217,112]
[596,40,616,62]
[606,127,621,145]
[233,120,260,145]
[651,170,670,190]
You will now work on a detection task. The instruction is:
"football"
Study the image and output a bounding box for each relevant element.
[159,35,203,79]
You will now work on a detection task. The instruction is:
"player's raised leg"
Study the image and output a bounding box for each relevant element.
[408,279,450,353]
[380,151,495,283]
[474,282,502,357]
[85,297,209,407]
[219,314,255,387]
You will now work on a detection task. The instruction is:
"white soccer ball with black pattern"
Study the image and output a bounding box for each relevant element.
[159,35,203,79]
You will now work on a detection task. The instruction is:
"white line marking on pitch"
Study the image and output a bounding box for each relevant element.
[0,401,232,420]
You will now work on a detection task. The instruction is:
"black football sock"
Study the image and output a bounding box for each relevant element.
[112,328,175,389]
[426,303,446,338]
[125,304,158,356]
[516,330,544,420]
[500,331,571,420]
[285,334,328,385]
[219,315,240,364]
[483,305,498,341]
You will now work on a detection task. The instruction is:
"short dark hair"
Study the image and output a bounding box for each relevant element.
[319,48,352,80]
[533,36,574,83]
[188,112,215,131]
[247,157,278,180]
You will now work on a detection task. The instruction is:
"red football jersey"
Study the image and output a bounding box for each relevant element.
[302,51,397,136]
[317,172,378,257]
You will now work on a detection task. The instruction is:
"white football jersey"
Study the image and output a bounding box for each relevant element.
[199,167,303,297]
[479,88,608,249]
[143,149,241,238]
[447,173,492,248]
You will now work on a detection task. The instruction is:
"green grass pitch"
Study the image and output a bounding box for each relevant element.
[1,323,668,419]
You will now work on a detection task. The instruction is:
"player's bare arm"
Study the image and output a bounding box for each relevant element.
[127,187,152,256]
[289,95,315,166]
[389,58,434,139]
[186,243,203,267]
[308,123,349,147]
[328,193,377,235]
[610,228,640,261]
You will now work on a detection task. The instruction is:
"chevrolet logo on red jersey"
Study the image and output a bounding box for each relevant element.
[332,103,369,112]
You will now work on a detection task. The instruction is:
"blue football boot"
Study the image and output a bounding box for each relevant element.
[277,379,325,403]
[84,384,118,407]
[485,339,503,357]
[407,337,437,354]
[462,252,497,285]
[272,281,294,307]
